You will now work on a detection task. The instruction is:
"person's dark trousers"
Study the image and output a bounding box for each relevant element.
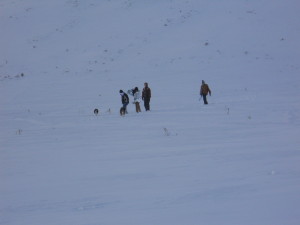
[144,99,150,111]
[203,94,208,104]
[123,103,129,113]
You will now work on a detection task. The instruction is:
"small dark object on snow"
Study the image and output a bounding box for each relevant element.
[94,108,99,115]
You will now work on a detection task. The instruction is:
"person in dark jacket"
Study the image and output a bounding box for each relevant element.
[200,80,211,104]
[142,82,151,111]
[120,90,129,113]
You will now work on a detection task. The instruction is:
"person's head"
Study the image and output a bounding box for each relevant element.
[119,90,124,95]
[134,87,139,92]
[202,80,205,84]
[144,82,148,87]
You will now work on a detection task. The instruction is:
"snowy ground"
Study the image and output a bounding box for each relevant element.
[1,0,300,225]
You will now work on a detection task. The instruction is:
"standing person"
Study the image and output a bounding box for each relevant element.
[142,82,151,111]
[128,87,142,113]
[200,80,211,104]
[119,90,129,113]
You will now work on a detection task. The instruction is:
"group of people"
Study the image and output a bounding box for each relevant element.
[119,82,151,114]
[119,80,211,115]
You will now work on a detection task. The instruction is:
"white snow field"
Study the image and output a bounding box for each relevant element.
[1,0,300,224]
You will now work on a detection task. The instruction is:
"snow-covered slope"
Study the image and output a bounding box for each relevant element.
[1,0,300,225]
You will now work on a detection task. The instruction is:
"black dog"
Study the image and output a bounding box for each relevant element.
[120,107,126,116]
[94,108,99,115]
